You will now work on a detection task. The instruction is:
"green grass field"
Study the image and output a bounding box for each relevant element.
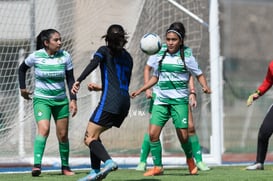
[1,165,273,181]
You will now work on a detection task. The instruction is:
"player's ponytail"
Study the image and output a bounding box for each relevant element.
[158,50,167,73]
[36,30,47,50]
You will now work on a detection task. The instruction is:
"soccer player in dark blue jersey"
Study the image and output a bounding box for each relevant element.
[71,24,133,181]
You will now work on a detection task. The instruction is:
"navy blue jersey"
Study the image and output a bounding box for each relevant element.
[77,46,133,114]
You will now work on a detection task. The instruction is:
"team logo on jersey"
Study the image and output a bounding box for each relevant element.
[182,118,187,124]
[42,59,46,63]
[57,57,63,64]
[176,57,183,65]
[37,110,43,117]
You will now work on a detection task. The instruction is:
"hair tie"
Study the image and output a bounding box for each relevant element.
[167,30,183,39]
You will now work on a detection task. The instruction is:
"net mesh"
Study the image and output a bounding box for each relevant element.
[0,0,210,165]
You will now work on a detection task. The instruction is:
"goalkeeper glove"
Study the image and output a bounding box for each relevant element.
[246,90,260,107]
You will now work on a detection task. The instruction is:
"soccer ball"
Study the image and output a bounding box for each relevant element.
[140,33,162,55]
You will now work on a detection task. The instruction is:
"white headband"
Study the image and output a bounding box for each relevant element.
[167,30,182,39]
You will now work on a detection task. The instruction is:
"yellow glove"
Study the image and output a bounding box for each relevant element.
[246,91,260,107]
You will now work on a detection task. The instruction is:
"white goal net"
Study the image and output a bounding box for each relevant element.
[0,0,212,167]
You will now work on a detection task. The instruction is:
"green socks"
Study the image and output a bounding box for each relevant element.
[139,133,150,163]
[59,141,70,167]
[181,135,203,161]
[34,135,70,167]
[189,134,202,163]
[181,140,193,158]
[150,140,162,166]
[34,135,47,165]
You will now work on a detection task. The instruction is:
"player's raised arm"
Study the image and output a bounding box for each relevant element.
[131,76,158,98]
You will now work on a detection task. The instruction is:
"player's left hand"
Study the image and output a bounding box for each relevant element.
[189,93,197,107]
[70,99,77,117]
[71,81,80,94]
[246,92,259,107]
[20,89,32,100]
[202,86,211,94]
[130,90,142,98]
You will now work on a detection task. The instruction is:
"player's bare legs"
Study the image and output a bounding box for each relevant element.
[84,122,108,145]
[78,122,117,181]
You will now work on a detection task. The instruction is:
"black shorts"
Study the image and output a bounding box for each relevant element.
[90,107,128,128]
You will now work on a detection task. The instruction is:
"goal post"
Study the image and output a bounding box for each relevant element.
[208,0,223,165]
[167,0,209,28]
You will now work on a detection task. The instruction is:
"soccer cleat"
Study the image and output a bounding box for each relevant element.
[95,160,118,180]
[246,163,264,170]
[135,162,147,171]
[61,166,75,176]
[31,166,41,177]
[143,166,164,176]
[77,170,100,181]
[196,161,210,171]
[187,158,198,175]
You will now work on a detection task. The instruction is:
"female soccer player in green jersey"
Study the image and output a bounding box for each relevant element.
[136,25,210,172]
[18,29,77,177]
[136,56,210,172]
[131,22,211,176]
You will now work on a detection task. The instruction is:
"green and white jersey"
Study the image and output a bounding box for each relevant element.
[146,44,168,96]
[150,46,202,105]
[24,48,73,100]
